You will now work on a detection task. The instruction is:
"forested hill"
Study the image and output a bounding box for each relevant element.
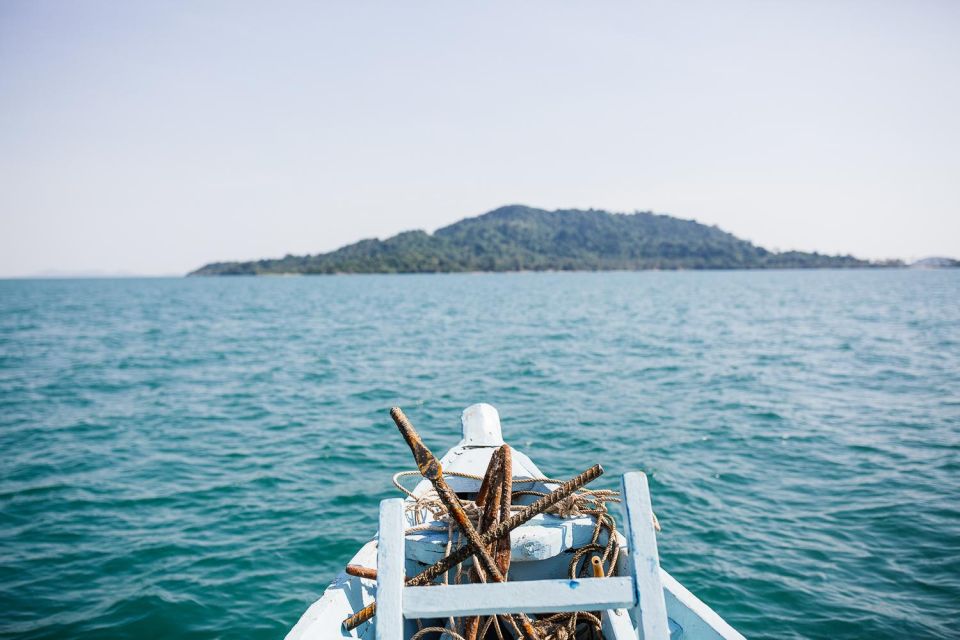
[189,205,878,275]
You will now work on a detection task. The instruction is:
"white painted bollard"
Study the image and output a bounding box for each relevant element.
[460,403,505,446]
[376,499,406,640]
[621,472,669,640]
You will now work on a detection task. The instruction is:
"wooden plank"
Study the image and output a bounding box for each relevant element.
[376,499,406,640]
[405,513,599,564]
[621,472,670,640]
[602,608,637,640]
[402,577,634,618]
[660,569,746,640]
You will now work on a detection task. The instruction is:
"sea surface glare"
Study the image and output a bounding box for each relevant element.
[1,271,958,640]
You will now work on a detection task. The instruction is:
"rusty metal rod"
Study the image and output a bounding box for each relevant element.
[477,464,602,557]
[389,408,540,640]
[342,461,604,631]
[466,446,512,640]
[390,409,505,582]
[496,445,513,575]
[345,564,377,580]
[469,445,508,585]
[466,448,505,640]
[474,444,506,508]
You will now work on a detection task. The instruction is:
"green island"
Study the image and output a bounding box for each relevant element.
[189,205,898,275]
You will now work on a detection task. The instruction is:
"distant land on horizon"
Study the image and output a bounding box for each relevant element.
[189,205,907,276]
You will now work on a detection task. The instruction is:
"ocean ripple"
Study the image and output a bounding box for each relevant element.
[1,270,958,639]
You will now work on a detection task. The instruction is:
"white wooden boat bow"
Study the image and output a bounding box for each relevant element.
[287,404,745,640]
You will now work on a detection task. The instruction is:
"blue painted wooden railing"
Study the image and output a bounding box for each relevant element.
[375,472,670,640]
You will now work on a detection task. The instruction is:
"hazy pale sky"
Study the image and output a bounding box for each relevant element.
[1,1,958,276]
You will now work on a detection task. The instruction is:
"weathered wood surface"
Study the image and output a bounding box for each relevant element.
[621,472,669,640]
[660,570,746,640]
[284,539,378,640]
[406,513,600,564]
[601,608,636,640]
[402,577,635,618]
[375,499,405,640]
[602,607,685,640]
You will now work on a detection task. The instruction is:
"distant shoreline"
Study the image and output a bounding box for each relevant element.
[188,265,910,277]
[6,266,960,281]
[190,205,917,276]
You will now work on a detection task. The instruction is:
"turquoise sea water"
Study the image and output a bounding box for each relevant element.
[1,271,958,640]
